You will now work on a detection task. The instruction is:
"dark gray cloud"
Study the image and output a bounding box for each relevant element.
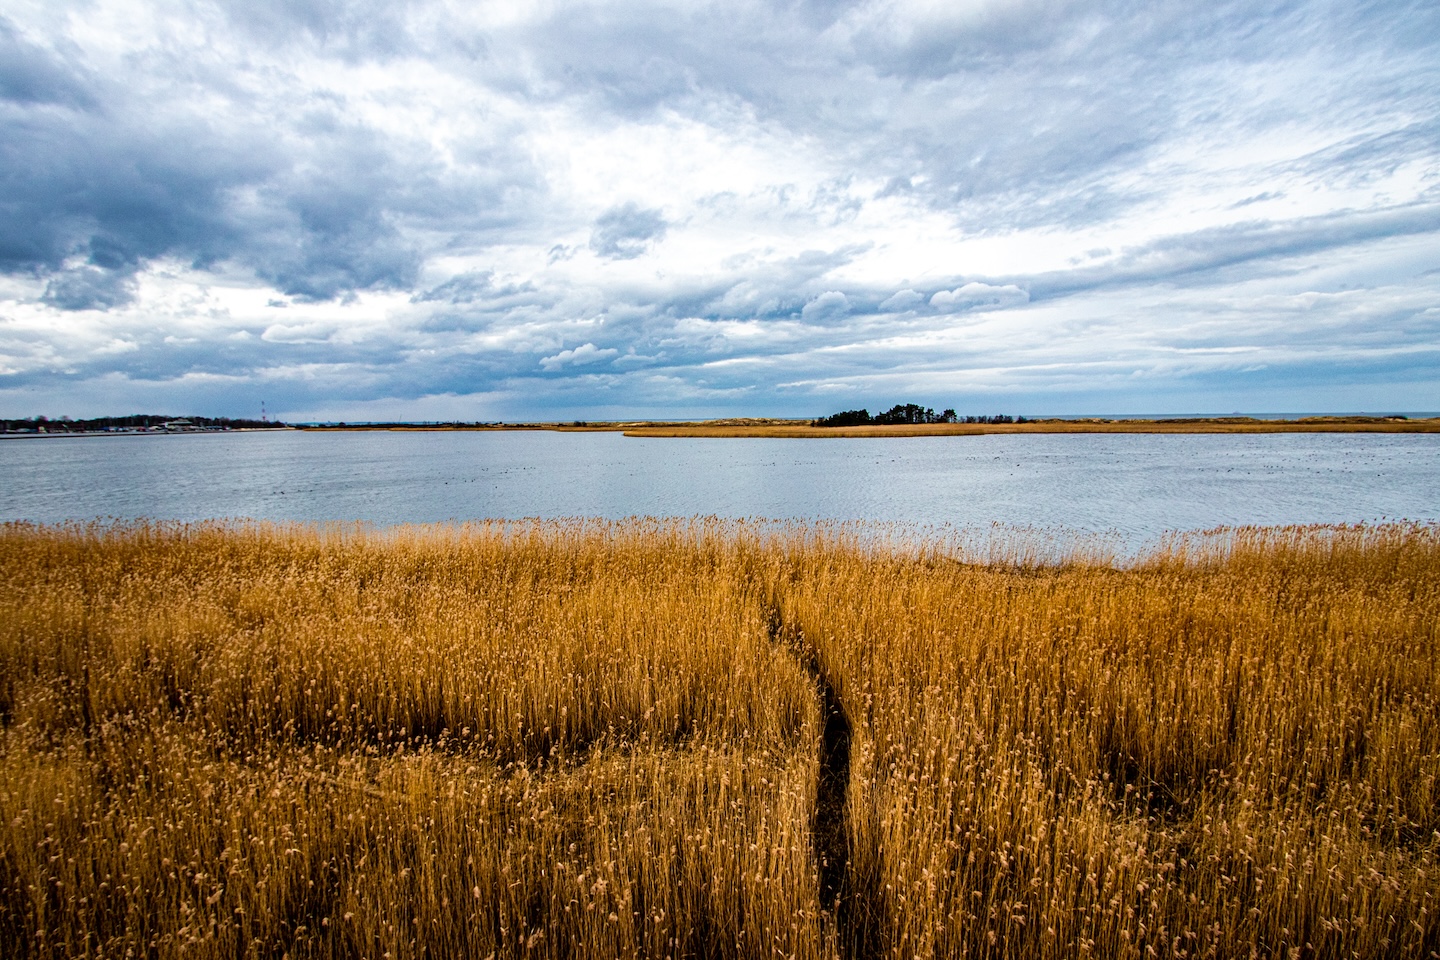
[41,265,137,311]
[1019,202,1440,300]
[477,3,1178,226]
[589,203,668,260]
[413,271,495,305]
[0,10,537,303]
[216,0,418,59]
[0,18,94,108]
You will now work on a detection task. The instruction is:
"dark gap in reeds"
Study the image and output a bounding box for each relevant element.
[810,656,850,913]
[767,605,885,960]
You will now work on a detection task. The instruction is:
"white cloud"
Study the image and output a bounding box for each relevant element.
[539,342,620,371]
[929,282,1030,312]
[801,290,850,322]
[878,289,925,312]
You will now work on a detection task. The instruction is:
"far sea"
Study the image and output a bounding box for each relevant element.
[1,430,1437,552]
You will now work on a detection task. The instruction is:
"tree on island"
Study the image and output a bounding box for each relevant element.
[812,405,1025,427]
[812,408,875,427]
[813,404,956,426]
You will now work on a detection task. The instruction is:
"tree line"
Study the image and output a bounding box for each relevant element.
[1,415,286,433]
[812,405,1025,427]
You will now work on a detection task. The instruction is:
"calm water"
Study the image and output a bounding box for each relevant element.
[1,430,1437,549]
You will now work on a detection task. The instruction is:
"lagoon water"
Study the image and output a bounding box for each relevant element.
[1,430,1437,549]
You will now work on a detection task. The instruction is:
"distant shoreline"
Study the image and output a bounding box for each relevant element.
[305,415,1440,437]
[0,426,292,440]
[618,416,1440,437]
[5,415,1439,439]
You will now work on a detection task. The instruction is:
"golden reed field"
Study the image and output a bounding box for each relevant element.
[1,519,1438,959]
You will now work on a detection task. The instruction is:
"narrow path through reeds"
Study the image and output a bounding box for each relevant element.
[767,605,884,960]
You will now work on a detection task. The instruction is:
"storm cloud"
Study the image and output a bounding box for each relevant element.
[590,203,668,260]
[1,0,1437,419]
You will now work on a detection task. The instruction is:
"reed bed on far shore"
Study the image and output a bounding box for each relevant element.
[1,519,1437,959]
[619,417,1440,438]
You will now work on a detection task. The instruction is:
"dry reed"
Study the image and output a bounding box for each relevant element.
[620,418,1440,438]
[1,519,1437,958]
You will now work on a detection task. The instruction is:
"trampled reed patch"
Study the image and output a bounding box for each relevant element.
[1,519,1437,958]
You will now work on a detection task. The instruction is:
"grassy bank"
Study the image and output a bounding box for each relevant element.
[621,417,1440,438]
[1,520,1438,958]
[280,416,1440,438]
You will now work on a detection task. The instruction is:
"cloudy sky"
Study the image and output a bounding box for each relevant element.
[2,0,1437,420]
